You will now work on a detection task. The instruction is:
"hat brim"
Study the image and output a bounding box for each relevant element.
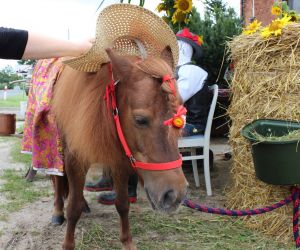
[63,4,179,72]
[177,36,203,64]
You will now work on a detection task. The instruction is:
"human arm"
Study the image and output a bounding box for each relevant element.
[0,27,93,60]
[22,31,93,59]
[0,27,28,59]
[177,65,208,103]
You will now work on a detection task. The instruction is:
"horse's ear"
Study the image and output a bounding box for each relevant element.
[105,48,133,79]
[160,46,174,69]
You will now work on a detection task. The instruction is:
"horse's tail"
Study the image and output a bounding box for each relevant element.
[50,174,69,199]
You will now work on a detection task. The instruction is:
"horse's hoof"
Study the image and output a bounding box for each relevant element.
[62,242,75,250]
[82,202,91,213]
[122,246,137,250]
[51,215,65,226]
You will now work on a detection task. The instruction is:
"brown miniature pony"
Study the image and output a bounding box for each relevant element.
[51,48,188,250]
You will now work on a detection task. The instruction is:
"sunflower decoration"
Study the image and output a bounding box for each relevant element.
[172,0,192,24]
[271,6,282,16]
[242,19,262,35]
[289,11,300,22]
[172,8,189,24]
[174,0,193,14]
[156,2,166,12]
[271,1,300,21]
[156,0,193,30]
[261,15,292,38]
[272,0,289,17]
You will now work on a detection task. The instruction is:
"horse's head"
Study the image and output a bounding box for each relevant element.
[106,48,188,213]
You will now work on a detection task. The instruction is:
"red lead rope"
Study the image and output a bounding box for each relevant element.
[105,64,182,171]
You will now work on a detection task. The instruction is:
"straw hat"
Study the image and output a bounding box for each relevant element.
[63,4,179,72]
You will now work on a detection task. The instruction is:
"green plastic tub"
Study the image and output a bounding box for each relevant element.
[241,119,300,185]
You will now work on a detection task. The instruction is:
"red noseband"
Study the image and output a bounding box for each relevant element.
[105,64,182,171]
[132,157,182,171]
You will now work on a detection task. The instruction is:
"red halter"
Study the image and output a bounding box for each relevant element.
[105,64,183,171]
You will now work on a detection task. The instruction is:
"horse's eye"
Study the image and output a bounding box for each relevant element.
[134,116,149,127]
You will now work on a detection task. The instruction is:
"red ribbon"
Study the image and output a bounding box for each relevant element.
[162,74,176,97]
[176,28,201,46]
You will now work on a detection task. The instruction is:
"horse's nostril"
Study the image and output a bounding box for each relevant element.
[162,189,176,208]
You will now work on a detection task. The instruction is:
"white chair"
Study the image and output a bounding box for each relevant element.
[178,84,219,196]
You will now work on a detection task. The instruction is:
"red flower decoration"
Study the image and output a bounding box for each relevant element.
[164,105,187,129]
[176,28,202,46]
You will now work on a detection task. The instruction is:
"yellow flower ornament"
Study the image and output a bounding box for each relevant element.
[271,6,282,16]
[242,19,262,35]
[172,116,185,128]
[261,15,292,38]
[172,10,189,24]
[174,0,193,14]
[156,3,166,12]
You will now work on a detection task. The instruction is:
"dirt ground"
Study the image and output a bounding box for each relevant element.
[0,138,233,250]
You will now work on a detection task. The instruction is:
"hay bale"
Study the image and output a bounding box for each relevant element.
[227,23,300,243]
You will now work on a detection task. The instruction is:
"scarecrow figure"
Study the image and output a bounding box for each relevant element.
[176,28,210,136]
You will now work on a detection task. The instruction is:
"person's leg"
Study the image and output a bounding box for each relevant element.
[84,168,113,192]
[127,173,138,198]
[97,173,138,205]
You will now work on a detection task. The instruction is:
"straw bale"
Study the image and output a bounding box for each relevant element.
[227,23,300,243]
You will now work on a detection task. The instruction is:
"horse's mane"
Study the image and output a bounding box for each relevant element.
[135,57,181,113]
[53,64,119,167]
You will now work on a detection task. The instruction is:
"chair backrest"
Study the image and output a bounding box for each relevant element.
[204,84,219,140]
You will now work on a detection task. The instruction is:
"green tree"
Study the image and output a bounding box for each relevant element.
[0,66,23,89]
[204,0,226,15]
[17,59,36,66]
[188,0,242,87]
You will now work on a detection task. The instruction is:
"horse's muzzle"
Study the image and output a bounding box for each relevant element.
[145,187,187,213]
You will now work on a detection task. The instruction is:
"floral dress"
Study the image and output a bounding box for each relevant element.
[21,58,64,176]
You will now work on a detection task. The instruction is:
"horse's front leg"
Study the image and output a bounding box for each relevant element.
[114,171,136,250]
[62,154,87,250]
[51,175,67,225]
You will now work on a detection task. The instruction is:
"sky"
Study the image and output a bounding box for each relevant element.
[0,0,240,70]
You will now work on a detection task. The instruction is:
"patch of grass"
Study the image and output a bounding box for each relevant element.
[16,123,24,134]
[10,137,31,166]
[78,223,119,250]
[77,209,293,250]
[0,169,50,213]
[0,93,27,108]
[0,138,50,216]
[0,213,8,222]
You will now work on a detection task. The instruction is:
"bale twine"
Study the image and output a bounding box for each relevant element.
[227,23,300,243]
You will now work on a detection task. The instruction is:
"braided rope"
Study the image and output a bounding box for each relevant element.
[182,193,293,216]
[182,187,300,248]
[293,188,300,248]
